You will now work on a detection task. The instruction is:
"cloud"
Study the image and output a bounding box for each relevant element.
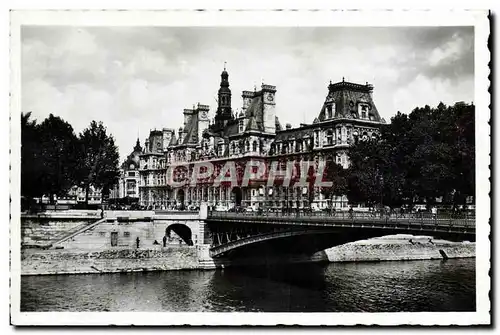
[21,26,474,160]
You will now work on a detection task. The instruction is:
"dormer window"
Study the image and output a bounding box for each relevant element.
[359,104,369,119]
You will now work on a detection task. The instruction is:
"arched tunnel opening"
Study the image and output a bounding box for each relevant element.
[166,223,193,246]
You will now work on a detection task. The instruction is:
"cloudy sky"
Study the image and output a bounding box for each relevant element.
[21,26,474,160]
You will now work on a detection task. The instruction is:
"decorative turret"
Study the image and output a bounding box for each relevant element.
[133,138,142,153]
[214,63,233,130]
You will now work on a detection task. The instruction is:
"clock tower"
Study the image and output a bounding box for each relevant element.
[262,84,277,134]
[214,64,233,130]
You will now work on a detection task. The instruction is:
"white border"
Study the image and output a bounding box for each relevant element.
[9,9,490,326]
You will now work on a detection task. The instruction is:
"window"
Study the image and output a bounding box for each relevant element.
[327,130,333,146]
[239,120,244,132]
[252,141,257,152]
[296,140,302,152]
[110,232,118,247]
[326,105,332,119]
[128,171,135,177]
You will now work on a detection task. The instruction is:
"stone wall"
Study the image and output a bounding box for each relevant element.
[324,235,475,262]
[59,219,203,250]
[21,219,93,248]
[21,247,201,275]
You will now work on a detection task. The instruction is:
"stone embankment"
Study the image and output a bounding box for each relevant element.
[21,247,204,275]
[324,235,475,262]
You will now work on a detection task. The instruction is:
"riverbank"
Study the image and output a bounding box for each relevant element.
[324,235,475,262]
[21,234,475,276]
[21,247,203,275]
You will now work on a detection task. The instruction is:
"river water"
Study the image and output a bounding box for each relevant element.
[21,258,475,312]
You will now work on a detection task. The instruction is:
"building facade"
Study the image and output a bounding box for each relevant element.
[138,69,385,210]
[110,139,142,203]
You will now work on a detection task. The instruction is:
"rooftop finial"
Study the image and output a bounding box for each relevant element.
[330,80,332,85]
[224,61,227,71]
[342,77,345,82]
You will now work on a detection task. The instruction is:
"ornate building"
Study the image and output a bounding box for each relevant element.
[110,139,142,203]
[138,69,385,210]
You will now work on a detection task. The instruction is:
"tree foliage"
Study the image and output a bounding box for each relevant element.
[21,112,42,199]
[346,102,475,209]
[77,121,120,204]
[20,115,120,208]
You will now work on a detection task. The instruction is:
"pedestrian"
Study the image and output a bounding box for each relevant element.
[348,206,353,219]
[163,235,167,247]
[100,207,104,219]
[136,236,140,249]
[431,206,437,220]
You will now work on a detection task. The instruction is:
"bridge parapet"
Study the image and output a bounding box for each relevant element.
[206,210,475,229]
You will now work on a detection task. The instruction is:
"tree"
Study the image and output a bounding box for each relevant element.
[37,114,80,203]
[320,158,347,207]
[78,121,120,205]
[346,139,386,208]
[21,112,42,202]
[346,102,475,210]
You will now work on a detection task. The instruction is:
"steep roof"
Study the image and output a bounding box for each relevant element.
[244,94,264,132]
[317,80,382,122]
[182,112,199,145]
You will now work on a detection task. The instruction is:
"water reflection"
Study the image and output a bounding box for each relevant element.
[21,258,475,312]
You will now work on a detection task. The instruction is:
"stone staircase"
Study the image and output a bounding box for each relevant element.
[21,219,102,249]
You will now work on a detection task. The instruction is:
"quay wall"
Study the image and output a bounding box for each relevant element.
[20,216,475,275]
[21,247,204,275]
[324,235,475,262]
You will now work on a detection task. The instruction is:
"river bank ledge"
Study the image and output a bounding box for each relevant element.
[21,235,475,276]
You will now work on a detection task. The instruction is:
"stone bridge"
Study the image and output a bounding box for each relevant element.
[204,211,475,259]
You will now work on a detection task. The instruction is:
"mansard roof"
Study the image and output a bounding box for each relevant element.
[182,112,199,145]
[244,93,264,132]
[317,80,382,122]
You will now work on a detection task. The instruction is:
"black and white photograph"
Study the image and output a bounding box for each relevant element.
[9,9,490,326]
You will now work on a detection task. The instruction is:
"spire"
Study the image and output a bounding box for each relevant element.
[214,64,233,129]
[134,137,142,152]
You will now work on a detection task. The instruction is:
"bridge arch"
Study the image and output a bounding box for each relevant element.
[166,223,193,246]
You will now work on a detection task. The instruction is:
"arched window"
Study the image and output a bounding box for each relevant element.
[246,141,250,152]
[252,141,257,152]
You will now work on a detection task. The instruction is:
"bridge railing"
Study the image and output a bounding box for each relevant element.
[207,210,475,228]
